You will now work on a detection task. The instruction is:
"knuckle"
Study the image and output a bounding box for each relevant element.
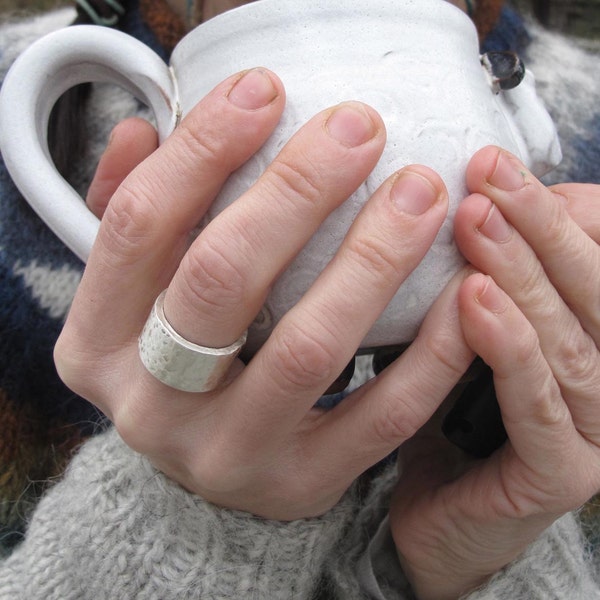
[53,332,84,393]
[113,393,180,459]
[101,182,159,261]
[54,329,106,402]
[265,156,323,211]
[555,330,600,384]
[539,199,571,247]
[181,238,247,316]
[515,261,550,310]
[345,235,403,285]
[175,120,225,172]
[190,442,248,494]
[371,392,424,447]
[421,332,472,382]
[527,379,570,430]
[113,408,155,457]
[271,323,339,390]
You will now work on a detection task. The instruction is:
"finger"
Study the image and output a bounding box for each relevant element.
[164,101,386,348]
[454,189,600,437]
[458,273,596,510]
[124,165,446,472]
[216,165,450,459]
[62,71,284,337]
[86,118,158,219]
[550,182,600,244]
[464,146,600,339]
[60,69,285,357]
[310,267,474,478]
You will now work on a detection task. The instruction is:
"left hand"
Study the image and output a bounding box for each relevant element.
[389,146,600,600]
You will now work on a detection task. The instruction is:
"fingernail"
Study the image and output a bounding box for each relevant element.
[228,69,278,110]
[488,151,526,191]
[478,202,512,243]
[476,276,507,314]
[325,103,378,147]
[391,171,438,215]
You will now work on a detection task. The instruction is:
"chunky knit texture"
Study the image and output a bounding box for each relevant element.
[0,429,359,599]
[1,429,598,599]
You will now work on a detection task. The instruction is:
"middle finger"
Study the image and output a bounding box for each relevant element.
[164,102,385,349]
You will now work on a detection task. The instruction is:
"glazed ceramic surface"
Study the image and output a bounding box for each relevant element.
[0,0,561,353]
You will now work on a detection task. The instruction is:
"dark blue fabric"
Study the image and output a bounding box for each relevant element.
[120,0,170,61]
[0,0,162,432]
[0,154,95,423]
[481,6,532,54]
[569,113,600,184]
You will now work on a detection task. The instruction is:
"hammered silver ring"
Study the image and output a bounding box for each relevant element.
[138,291,247,393]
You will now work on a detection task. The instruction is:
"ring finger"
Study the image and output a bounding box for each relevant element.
[163,101,385,351]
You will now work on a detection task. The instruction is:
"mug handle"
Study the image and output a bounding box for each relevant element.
[0,25,179,263]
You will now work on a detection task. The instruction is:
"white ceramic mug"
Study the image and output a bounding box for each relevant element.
[0,0,561,354]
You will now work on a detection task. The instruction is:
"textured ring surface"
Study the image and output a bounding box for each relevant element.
[138,290,247,392]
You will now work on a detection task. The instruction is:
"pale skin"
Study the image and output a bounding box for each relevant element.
[53,2,600,599]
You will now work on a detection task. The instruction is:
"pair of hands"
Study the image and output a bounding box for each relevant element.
[54,68,600,599]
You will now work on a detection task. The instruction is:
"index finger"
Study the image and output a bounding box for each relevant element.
[67,69,286,348]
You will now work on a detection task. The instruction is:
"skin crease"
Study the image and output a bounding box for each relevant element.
[61,4,600,600]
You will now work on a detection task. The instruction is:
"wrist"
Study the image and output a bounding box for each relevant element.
[392,495,559,600]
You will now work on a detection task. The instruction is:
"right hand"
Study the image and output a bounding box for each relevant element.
[55,68,474,520]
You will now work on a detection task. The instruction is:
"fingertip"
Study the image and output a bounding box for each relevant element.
[389,167,446,216]
[454,192,492,226]
[227,68,282,111]
[87,118,158,218]
[109,117,159,150]
[391,164,449,215]
[465,145,505,191]
[324,101,382,148]
[458,271,492,315]
[472,274,509,315]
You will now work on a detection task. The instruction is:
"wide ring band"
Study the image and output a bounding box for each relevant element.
[138,291,247,392]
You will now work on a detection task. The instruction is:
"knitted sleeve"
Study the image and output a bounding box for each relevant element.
[463,513,599,599]
[323,463,599,600]
[0,427,358,600]
[360,512,599,600]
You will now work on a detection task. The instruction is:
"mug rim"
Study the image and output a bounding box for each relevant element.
[172,0,476,64]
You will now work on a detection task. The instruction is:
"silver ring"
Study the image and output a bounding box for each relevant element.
[138,290,247,392]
